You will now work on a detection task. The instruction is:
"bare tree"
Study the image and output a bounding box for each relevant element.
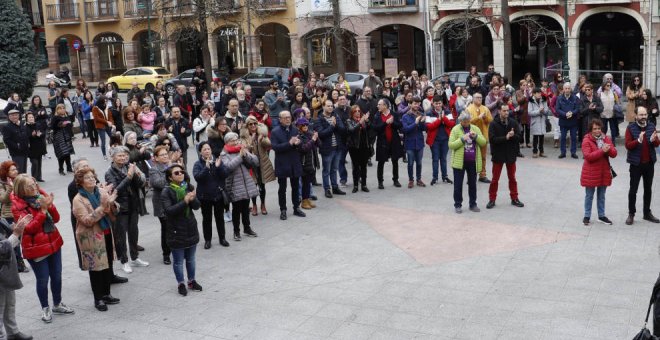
[435,0,563,80]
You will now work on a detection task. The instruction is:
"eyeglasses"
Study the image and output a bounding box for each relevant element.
[172,171,184,176]
[83,175,96,181]
[157,153,168,157]
[247,123,256,126]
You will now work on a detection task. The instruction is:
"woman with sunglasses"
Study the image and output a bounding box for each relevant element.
[240,116,275,216]
[626,75,644,122]
[161,164,202,296]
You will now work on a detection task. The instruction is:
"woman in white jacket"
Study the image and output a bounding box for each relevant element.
[528,88,550,158]
[192,107,215,147]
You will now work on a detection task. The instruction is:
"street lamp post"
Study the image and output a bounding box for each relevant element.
[562,0,570,83]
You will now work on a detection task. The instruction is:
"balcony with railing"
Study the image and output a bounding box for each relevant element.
[368,0,418,13]
[45,2,80,24]
[436,0,482,11]
[170,0,195,16]
[25,11,44,26]
[209,0,239,14]
[123,0,157,18]
[84,0,119,21]
[256,0,287,11]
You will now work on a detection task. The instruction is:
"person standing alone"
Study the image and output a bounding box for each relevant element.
[486,104,524,209]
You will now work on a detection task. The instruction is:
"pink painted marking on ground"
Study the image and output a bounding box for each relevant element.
[338,200,582,266]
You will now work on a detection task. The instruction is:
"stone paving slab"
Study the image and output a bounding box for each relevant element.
[8,125,660,339]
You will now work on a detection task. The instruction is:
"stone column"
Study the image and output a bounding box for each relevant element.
[567,37,579,83]
[433,40,443,76]
[46,46,59,73]
[289,33,302,68]
[245,34,260,70]
[124,41,138,69]
[85,44,99,82]
[167,41,178,75]
[492,37,504,74]
[356,36,371,73]
[208,35,218,70]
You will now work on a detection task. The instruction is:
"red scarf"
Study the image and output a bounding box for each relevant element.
[224,145,242,154]
[381,113,392,143]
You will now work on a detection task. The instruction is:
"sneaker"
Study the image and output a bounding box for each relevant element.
[244,228,258,237]
[52,303,74,314]
[583,217,590,226]
[234,233,242,241]
[131,258,149,267]
[178,283,188,296]
[122,262,133,274]
[188,280,203,292]
[41,307,52,323]
[224,211,232,222]
[598,216,613,225]
[163,256,171,265]
[469,206,481,212]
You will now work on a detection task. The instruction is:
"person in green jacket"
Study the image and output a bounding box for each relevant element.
[449,112,487,214]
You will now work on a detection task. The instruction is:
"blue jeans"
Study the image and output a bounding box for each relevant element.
[584,186,606,218]
[453,161,477,208]
[406,148,424,181]
[97,128,109,156]
[171,245,197,284]
[560,126,578,156]
[338,147,349,183]
[430,139,449,180]
[77,112,86,136]
[321,149,341,190]
[27,249,62,308]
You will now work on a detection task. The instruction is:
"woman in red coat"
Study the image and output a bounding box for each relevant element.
[580,118,617,226]
[11,174,74,323]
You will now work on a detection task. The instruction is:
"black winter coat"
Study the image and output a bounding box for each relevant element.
[298,131,320,175]
[161,185,200,250]
[1,122,29,157]
[372,111,404,162]
[26,122,47,158]
[104,164,145,214]
[165,117,191,151]
[488,116,522,164]
[271,125,302,178]
[192,156,228,202]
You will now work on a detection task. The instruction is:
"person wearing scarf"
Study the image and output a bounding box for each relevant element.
[161,164,202,296]
[580,118,617,226]
[345,105,371,193]
[10,174,74,323]
[373,99,403,189]
[72,167,120,311]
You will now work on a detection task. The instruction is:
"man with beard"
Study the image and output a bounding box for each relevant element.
[625,106,660,225]
[355,86,378,166]
[486,104,524,209]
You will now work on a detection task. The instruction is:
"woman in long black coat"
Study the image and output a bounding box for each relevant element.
[372,100,404,189]
[25,112,47,182]
[51,103,75,175]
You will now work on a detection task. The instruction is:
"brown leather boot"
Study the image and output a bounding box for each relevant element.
[301,199,312,210]
[308,199,316,208]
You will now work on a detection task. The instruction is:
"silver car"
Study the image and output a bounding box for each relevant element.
[324,72,369,94]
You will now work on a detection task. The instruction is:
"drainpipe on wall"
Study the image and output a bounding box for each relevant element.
[648,0,654,94]
[423,0,434,78]
[83,9,93,81]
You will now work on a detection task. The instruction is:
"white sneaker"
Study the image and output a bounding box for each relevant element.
[131,258,149,267]
[52,303,75,314]
[41,306,52,323]
[224,211,232,222]
[122,262,133,273]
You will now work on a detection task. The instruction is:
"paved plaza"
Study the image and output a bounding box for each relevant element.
[8,119,660,339]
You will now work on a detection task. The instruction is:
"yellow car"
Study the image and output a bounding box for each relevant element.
[107,66,172,92]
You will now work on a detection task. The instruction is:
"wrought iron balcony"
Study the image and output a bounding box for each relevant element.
[84,0,119,21]
[436,0,482,11]
[368,0,418,13]
[123,0,157,18]
[508,0,559,5]
[45,2,80,24]
[25,11,43,26]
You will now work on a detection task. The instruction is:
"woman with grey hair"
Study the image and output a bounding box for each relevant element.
[448,111,487,213]
[104,146,148,274]
[221,132,260,241]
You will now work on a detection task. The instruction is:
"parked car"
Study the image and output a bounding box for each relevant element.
[324,72,369,94]
[431,71,488,87]
[229,67,306,97]
[165,69,227,96]
[107,66,172,92]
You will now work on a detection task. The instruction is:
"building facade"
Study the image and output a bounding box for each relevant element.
[432,0,660,93]
[40,0,297,81]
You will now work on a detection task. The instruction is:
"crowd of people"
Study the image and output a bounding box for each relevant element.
[1,64,660,340]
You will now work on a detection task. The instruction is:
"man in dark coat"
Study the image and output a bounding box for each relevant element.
[165,107,192,167]
[486,104,524,209]
[333,95,351,186]
[271,111,306,220]
[372,99,403,189]
[355,86,379,166]
[2,110,29,173]
[579,84,604,143]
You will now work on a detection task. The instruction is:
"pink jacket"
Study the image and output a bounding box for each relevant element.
[138,111,156,131]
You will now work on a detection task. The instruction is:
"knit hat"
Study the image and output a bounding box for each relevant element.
[296,117,309,126]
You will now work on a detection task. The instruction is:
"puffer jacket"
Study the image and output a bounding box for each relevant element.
[580,134,617,187]
[192,156,228,202]
[11,190,63,260]
[221,149,259,202]
[105,164,145,213]
[161,184,200,250]
[0,180,14,219]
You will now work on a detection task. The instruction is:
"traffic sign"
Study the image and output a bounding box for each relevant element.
[72,40,82,51]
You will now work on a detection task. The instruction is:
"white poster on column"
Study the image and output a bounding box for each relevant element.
[311,0,331,12]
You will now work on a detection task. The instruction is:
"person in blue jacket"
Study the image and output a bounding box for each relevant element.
[401,97,427,188]
[555,82,581,159]
[271,111,306,221]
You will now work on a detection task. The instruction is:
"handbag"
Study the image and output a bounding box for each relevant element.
[219,186,230,204]
[613,103,624,120]
[545,117,552,133]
